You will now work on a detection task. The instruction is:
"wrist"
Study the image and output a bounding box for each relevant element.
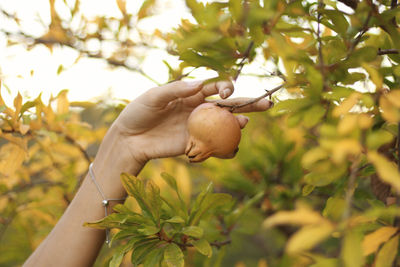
[91,123,147,198]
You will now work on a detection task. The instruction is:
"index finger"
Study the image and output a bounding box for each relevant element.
[209,98,274,113]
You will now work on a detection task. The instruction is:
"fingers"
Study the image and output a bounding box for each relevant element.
[146,80,204,106]
[211,98,274,113]
[200,80,234,99]
[235,115,249,129]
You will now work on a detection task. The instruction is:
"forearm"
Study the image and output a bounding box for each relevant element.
[24,125,146,267]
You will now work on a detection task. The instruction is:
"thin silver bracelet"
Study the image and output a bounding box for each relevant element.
[88,163,126,244]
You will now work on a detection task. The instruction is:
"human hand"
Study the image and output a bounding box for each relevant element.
[114,80,273,165]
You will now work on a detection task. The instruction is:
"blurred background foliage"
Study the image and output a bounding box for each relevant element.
[1,0,400,266]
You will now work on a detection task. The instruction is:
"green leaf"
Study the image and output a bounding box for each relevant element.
[323,197,346,221]
[374,235,398,267]
[323,10,349,36]
[164,216,185,224]
[146,179,162,223]
[83,213,128,229]
[229,0,242,21]
[110,229,137,246]
[161,172,187,215]
[109,237,138,267]
[366,130,394,150]
[131,238,160,266]
[189,191,232,226]
[143,247,165,267]
[120,173,159,223]
[163,243,184,267]
[137,225,160,236]
[341,231,364,267]
[181,226,204,238]
[191,239,212,257]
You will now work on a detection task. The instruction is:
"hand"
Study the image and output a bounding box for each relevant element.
[114,80,273,164]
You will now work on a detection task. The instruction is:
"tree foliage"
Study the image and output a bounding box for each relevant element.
[1,0,400,266]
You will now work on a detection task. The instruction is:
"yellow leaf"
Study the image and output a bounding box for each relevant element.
[386,90,400,108]
[263,206,326,228]
[332,138,362,164]
[116,0,126,15]
[13,92,22,126]
[0,143,27,178]
[332,92,360,117]
[302,147,328,169]
[286,223,334,254]
[57,90,69,114]
[357,113,373,129]
[337,114,357,135]
[380,93,400,123]
[375,235,399,267]
[362,63,383,89]
[19,124,30,135]
[362,226,398,256]
[368,151,400,192]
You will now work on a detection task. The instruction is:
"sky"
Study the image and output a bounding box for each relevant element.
[0,0,283,106]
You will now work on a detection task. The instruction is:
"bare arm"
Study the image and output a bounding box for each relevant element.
[23,80,273,267]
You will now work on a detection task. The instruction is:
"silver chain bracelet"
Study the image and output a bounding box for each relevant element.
[88,163,126,244]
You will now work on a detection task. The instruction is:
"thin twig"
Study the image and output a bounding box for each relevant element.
[216,83,284,111]
[233,41,254,81]
[377,48,399,55]
[1,29,160,85]
[342,159,360,221]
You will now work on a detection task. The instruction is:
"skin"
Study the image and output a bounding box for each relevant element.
[23,80,273,267]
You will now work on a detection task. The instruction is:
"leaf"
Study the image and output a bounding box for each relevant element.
[83,213,128,229]
[161,172,187,214]
[341,231,364,267]
[323,197,346,221]
[362,226,398,256]
[229,0,242,22]
[380,91,400,123]
[146,179,162,223]
[191,239,212,257]
[164,243,184,267]
[137,225,160,236]
[109,238,138,267]
[375,235,399,267]
[368,151,400,192]
[362,63,383,89]
[164,216,185,224]
[181,226,204,238]
[143,247,164,267]
[286,223,334,255]
[263,206,326,228]
[120,173,155,222]
[332,92,360,117]
[56,89,69,114]
[367,130,394,149]
[323,10,349,36]
[116,0,126,15]
[138,0,156,19]
[302,184,315,196]
[189,193,232,226]
[57,64,64,75]
[331,138,362,164]
[131,238,160,265]
[0,143,27,177]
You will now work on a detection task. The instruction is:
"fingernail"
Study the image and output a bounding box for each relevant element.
[221,88,231,98]
[185,80,203,88]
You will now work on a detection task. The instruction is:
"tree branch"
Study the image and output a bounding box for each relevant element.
[216,83,284,111]
[233,41,254,81]
[1,29,160,85]
[377,48,399,55]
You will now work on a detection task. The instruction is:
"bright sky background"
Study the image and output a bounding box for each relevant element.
[0,0,283,106]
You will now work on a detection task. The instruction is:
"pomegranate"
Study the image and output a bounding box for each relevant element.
[185,103,241,162]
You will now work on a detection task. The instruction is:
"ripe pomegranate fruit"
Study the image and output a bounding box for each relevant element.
[185,103,241,162]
